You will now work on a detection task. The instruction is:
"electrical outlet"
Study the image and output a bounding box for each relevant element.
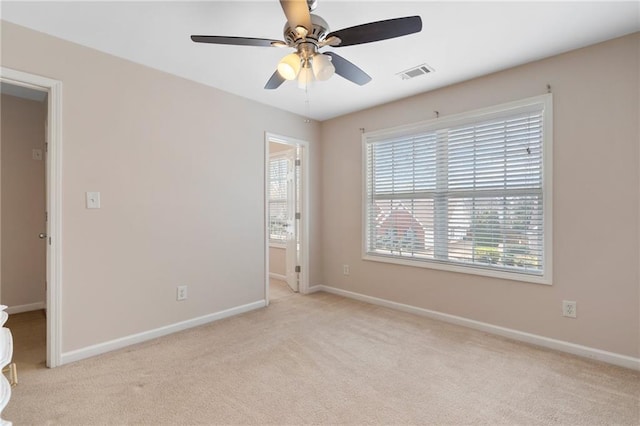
[343,264,350,276]
[177,285,188,301]
[562,300,576,318]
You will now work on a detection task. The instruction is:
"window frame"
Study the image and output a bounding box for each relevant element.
[361,94,553,285]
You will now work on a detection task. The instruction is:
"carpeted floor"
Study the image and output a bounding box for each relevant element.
[3,292,639,425]
[269,278,295,301]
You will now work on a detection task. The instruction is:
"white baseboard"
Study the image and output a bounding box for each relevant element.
[269,272,287,281]
[5,302,45,315]
[306,285,323,294]
[60,300,266,365]
[314,285,640,371]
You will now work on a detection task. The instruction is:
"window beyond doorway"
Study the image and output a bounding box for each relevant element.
[268,152,292,242]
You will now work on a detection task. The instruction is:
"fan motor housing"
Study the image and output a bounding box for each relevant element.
[283,14,329,45]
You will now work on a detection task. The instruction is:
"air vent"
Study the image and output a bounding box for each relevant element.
[397,64,434,80]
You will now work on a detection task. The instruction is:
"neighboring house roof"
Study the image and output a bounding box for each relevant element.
[376,204,426,250]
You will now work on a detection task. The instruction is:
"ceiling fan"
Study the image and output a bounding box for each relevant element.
[191,0,422,90]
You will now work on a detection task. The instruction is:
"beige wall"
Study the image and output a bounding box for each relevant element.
[0,94,47,308]
[269,246,286,277]
[320,33,640,358]
[270,142,294,154]
[1,21,321,353]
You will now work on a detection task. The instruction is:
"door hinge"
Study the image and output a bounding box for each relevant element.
[295,265,301,273]
[45,211,48,222]
[295,212,301,220]
[295,159,301,166]
[48,237,52,245]
[45,142,48,153]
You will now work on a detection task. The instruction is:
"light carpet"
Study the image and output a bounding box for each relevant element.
[269,278,295,301]
[3,292,639,425]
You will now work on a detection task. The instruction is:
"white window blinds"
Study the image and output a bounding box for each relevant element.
[269,154,290,241]
[364,95,552,283]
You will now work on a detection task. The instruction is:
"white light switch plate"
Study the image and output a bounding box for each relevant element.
[86,192,101,209]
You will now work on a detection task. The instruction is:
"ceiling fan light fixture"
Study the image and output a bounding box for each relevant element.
[297,65,314,89]
[312,53,335,81]
[294,26,309,38]
[277,53,302,80]
[191,3,424,91]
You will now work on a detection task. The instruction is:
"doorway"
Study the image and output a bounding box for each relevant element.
[265,133,309,304]
[0,67,62,368]
[1,81,47,316]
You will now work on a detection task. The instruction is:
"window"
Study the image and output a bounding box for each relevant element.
[363,95,552,284]
[268,151,293,242]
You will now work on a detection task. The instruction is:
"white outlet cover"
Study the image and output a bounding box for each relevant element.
[562,300,577,318]
[86,192,101,209]
[177,285,188,301]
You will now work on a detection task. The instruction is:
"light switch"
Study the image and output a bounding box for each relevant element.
[86,192,101,209]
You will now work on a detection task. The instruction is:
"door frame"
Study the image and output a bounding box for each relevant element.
[1,67,63,368]
[264,132,310,304]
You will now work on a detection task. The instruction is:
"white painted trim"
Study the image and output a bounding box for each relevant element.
[269,272,287,281]
[264,137,270,306]
[542,94,554,285]
[315,285,640,371]
[60,300,266,365]
[0,67,63,368]
[306,285,323,294]
[5,302,45,315]
[362,254,551,286]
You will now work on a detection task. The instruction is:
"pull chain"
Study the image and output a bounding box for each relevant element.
[304,84,311,123]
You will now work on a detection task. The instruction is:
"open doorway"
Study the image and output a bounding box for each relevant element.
[0,82,48,371]
[265,133,309,304]
[1,68,62,368]
[1,82,48,368]
[1,83,48,305]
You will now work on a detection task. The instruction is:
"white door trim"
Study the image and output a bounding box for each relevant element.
[264,132,310,304]
[1,67,63,368]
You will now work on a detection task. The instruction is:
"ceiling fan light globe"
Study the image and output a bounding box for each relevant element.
[312,53,335,81]
[294,26,309,38]
[277,53,301,80]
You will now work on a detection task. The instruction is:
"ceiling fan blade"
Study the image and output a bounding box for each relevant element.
[325,52,371,86]
[265,70,286,90]
[279,0,312,33]
[191,35,285,47]
[327,16,422,47]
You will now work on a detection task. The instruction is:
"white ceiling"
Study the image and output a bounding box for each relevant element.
[2,1,638,121]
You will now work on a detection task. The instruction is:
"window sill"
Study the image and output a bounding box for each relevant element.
[362,253,551,286]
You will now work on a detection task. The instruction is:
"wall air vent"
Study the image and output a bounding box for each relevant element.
[397,64,434,80]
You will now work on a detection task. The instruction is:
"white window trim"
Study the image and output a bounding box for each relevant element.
[361,94,553,285]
